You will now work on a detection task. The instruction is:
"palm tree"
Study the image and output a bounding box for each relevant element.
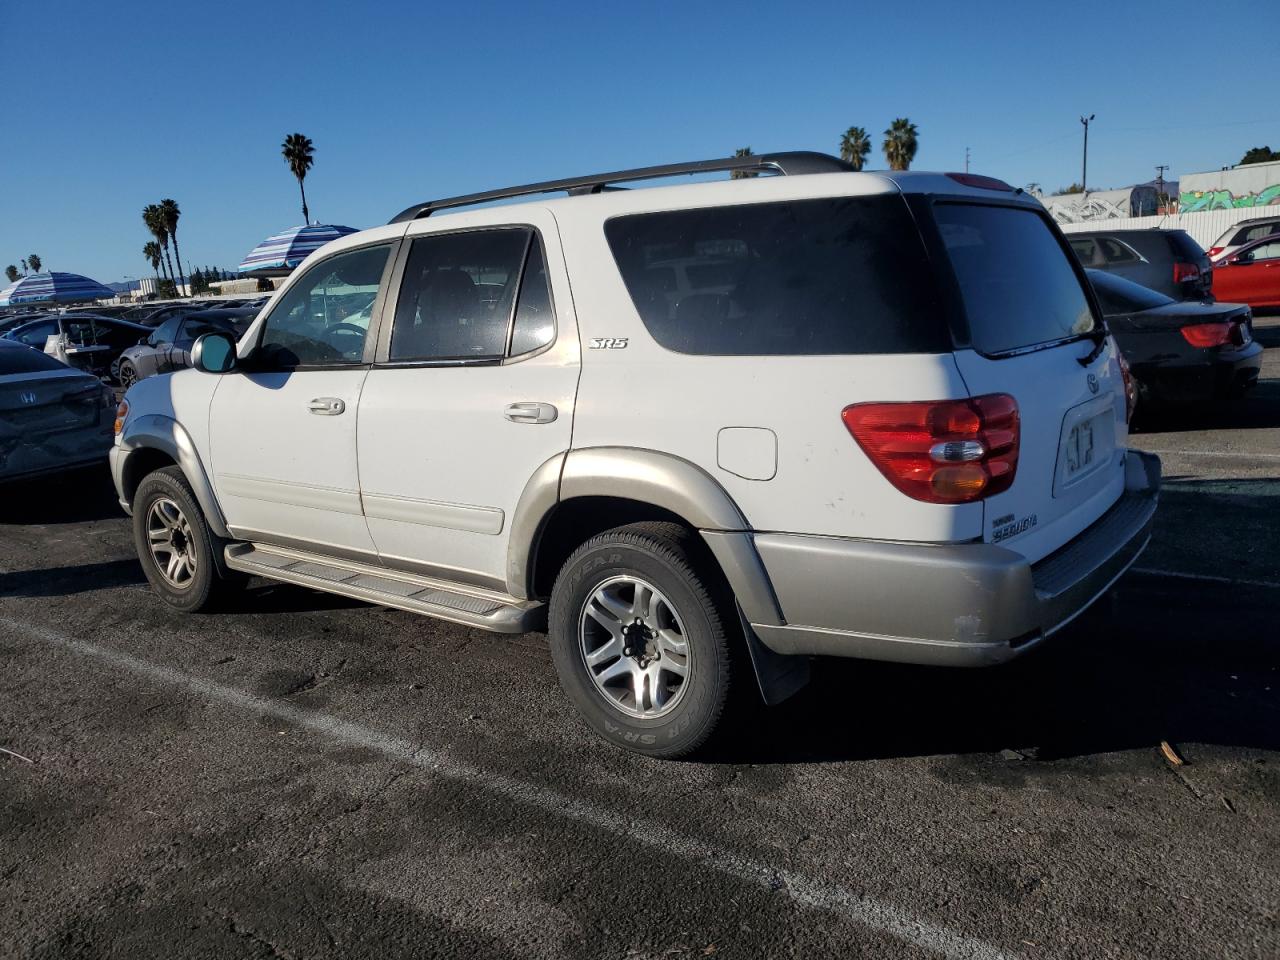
[281,133,315,224]
[143,204,177,288]
[159,199,186,295]
[839,126,872,171]
[731,146,758,180]
[27,254,42,273]
[882,118,919,171]
[20,258,28,275]
[4,265,18,283]
[143,241,163,287]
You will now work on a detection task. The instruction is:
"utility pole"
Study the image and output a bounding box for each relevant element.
[1080,114,1095,192]
[1155,164,1170,211]
[965,146,970,173]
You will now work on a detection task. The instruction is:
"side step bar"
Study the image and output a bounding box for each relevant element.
[224,543,545,634]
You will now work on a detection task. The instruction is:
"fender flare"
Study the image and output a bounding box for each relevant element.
[117,414,230,539]
[506,447,782,626]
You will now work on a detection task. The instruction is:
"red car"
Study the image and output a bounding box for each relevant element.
[1211,234,1280,308]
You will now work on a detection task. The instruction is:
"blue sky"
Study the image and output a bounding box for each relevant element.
[2,0,1275,283]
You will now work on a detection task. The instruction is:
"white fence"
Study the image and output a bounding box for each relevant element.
[1057,207,1268,250]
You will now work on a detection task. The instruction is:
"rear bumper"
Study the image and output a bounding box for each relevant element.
[1132,342,1263,407]
[749,450,1160,667]
[0,426,114,485]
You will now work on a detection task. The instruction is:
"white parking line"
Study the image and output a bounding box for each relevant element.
[1130,567,1280,590]
[2,617,1017,960]
[1138,448,1280,461]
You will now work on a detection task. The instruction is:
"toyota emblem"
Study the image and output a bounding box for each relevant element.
[18,390,37,405]
[1086,373,1099,395]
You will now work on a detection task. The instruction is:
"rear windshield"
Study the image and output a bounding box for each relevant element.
[934,203,1096,354]
[604,195,948,355]
[1086,269,1173,315]
[0,345,64,374]
[1165,230,1207,262]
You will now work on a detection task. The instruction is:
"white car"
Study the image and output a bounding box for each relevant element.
[1206,215,1280,262]
[111,152,1159,757]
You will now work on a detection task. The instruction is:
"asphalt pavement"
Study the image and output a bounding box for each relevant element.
[2,322,1277,959]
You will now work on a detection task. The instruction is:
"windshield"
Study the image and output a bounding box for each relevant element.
[935,203,1096,354]
[1086,269,1174,315]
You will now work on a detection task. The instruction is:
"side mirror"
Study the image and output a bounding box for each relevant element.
[192,332,237,373]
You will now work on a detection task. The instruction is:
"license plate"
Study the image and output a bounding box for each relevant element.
[1064,416,1099,478]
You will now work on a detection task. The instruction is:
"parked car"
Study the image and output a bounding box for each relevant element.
[0,339,116,484]
[1209,235,1280,310]
[111,153,1159,757]
[2,314,152,380]
[113,308,258,387]
[1206,215,1280,261]
[120,301,221,327]
[1067,228,1213,301]
[1087,269,1261,412]
[0,312,51,336]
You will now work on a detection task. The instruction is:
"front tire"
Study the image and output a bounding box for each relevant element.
[548,522,734,759]
[132,466,239,613]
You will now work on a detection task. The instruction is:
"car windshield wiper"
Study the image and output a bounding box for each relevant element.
[1077,323,1108,367]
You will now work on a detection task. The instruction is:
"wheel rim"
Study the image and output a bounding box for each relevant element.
[146,497,197,589]
[578,575,692,719]
[119,364,135,388]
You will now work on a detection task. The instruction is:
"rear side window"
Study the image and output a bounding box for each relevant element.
[605,196,947,355]
[0,345,63,374]
[1165,230,1207,261]
[1098,238,1141,264]
[934,203,1095,354]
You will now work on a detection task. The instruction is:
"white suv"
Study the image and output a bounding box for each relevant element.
[111,152,1160,758]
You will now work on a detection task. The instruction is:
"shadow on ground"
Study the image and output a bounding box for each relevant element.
[714,475,1280,765]
[0,464,121,525]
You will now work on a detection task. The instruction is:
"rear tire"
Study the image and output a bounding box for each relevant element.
[117,360,137,390]
[548,522,735,759]
[132,466,240,613]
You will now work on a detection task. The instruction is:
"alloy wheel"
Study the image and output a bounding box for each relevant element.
[578,575,692,719]
[146,496,197,589]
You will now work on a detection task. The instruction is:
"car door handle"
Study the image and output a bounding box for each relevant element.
[308,397,346,416]
[504,402,557,424]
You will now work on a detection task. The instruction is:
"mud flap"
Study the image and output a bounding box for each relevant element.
[738,605,810,706]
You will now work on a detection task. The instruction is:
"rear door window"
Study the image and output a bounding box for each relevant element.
[605,196,947,355]
[934,203,1096,355]
[389,228,531,362]
[1098,238,1141,263]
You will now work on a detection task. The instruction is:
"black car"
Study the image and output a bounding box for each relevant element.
[1,314,152,380]
[1070,229,1213,301]
[1087,269,1262,411]
[113,307,257,387]
[0,339,116,483]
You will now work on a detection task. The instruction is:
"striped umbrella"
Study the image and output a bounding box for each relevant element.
[0,271,116,306]
[238,223,358,276]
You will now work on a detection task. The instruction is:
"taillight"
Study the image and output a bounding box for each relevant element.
[1173,262,1201,285]
[841,394,1019,504]
[1180,322,1231,348]
[114,399,129,435]
[1206,246,1224,259]
[1116,350,1137,423]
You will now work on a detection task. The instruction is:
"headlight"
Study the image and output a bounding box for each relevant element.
[114,399,129,436]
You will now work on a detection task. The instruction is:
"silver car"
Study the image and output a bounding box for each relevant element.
[113,308,256,388]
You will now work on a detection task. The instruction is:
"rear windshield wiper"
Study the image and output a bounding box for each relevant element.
[1077,323,1108,367]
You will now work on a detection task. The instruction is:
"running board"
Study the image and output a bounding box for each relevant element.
[224,543,544,633]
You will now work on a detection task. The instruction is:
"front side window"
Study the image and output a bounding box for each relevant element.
[935,203,1096,354]
[257,244,390,367]
[389,229,531,362]
[605,196,947,355]
[15,320,55,347]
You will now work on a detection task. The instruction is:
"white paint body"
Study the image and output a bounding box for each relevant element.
[143,169,1130,588]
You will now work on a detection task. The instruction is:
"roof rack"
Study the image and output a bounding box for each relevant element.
[388,151,854,223]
